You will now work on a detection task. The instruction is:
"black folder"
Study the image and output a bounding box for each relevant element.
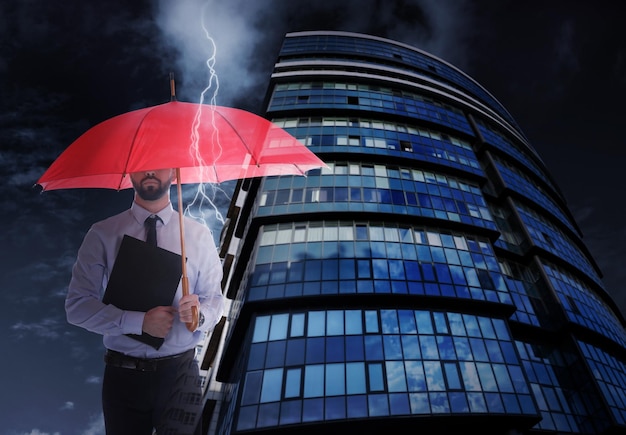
[103,235,182,349]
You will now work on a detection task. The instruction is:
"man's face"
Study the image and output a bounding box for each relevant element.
[130,169,174,201]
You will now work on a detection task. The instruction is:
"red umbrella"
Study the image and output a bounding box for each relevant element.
[37,88,326,330]
[37,102,324,190]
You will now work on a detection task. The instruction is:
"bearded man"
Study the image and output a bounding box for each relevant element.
[66,168,224,435]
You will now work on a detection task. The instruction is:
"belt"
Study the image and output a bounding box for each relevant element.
[104,349,194,372]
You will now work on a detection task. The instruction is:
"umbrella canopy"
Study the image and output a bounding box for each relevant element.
[37,101,326,191]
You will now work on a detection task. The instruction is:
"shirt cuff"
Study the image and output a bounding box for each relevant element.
[122,311,145,335]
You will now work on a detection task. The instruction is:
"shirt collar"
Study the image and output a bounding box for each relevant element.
[130,201,175,226]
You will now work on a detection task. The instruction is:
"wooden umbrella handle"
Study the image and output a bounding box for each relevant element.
[176,168,198,332]
[181,275,198,332]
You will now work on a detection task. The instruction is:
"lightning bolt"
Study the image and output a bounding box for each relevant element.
[182,0,231,229]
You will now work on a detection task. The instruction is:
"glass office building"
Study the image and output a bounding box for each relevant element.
[202,31,626,434]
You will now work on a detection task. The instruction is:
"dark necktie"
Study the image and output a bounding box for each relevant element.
[144,215,161,247]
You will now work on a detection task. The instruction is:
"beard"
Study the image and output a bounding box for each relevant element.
[132,176,172,201]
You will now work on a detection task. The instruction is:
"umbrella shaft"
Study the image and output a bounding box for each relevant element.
[176,168,198,332]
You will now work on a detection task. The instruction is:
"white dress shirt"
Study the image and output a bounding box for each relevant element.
[66,201,224,358]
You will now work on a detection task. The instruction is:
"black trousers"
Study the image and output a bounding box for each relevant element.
[102,350,203,435]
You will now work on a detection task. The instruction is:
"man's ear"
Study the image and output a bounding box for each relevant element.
[170,169,177,182]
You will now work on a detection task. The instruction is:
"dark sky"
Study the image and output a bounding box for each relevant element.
[1,1,625,433]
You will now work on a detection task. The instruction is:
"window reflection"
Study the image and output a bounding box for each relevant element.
[261,369,284,403]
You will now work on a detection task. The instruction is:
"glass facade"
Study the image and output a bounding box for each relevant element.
[269,82,473,135]
[272,116,482,174]
[237,309,532,431]
[249,221,510,305]
[210,31,626,434]
[257,163,494,229]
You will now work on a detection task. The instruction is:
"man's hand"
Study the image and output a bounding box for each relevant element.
[142,306,176,338]
[178,294,200,324]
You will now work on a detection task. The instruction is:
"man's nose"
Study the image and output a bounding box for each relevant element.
[145,170,156,177]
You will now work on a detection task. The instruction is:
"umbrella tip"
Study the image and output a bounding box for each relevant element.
[169,72,177,102]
